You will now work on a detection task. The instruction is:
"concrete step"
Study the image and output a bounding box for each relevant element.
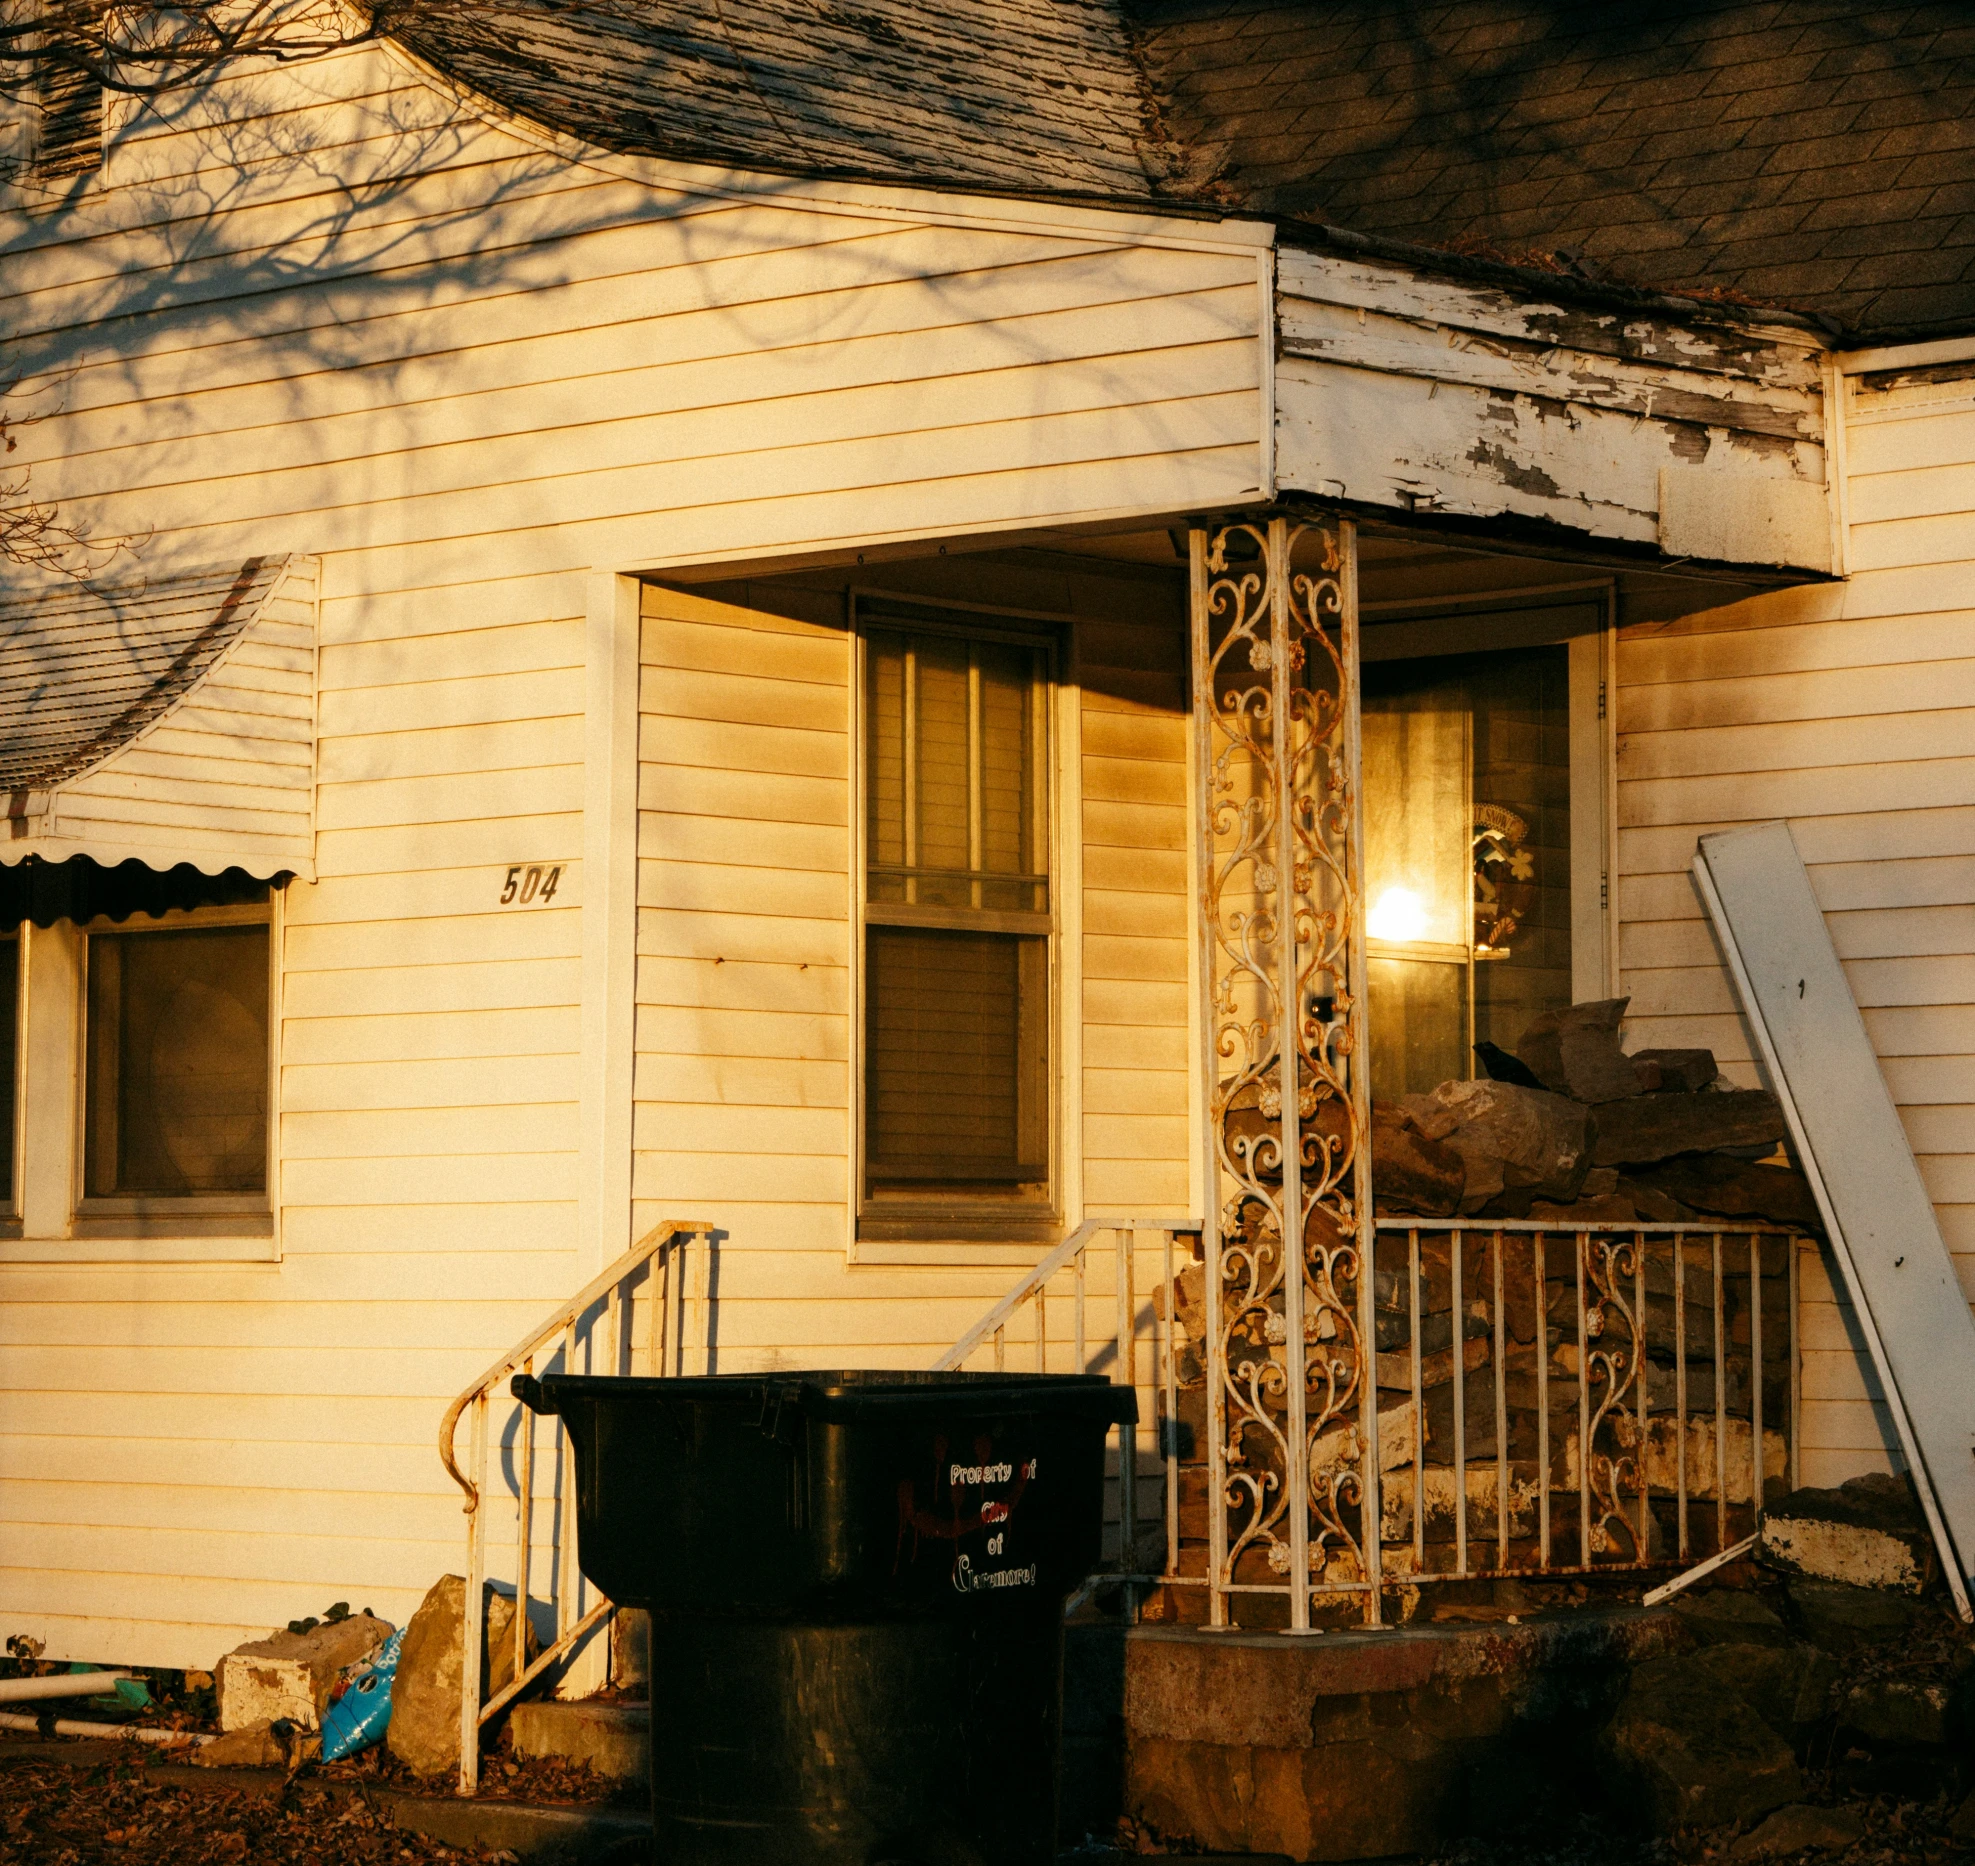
[508,1698,649,1781]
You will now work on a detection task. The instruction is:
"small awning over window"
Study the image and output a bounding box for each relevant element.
[1,555,317,882]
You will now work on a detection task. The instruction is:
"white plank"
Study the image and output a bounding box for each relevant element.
[1696,822,1975,1597]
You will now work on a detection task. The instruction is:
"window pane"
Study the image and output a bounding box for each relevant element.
[865,633,907,898]
[864,625,1046,915]
[85,925,269,1197]
[1467,649,1572,1057]
[1361,644,1572,1100]
[913,634,972,902]
[0,938,15,1207]
[865,926,1047,1189]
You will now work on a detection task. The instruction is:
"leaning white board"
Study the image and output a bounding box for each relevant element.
[1695,822,1975,1617]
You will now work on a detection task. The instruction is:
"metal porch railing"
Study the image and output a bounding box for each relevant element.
[934,1217,1201,1592]
[938,1217,1805,1628]
[438,1217,714,1794]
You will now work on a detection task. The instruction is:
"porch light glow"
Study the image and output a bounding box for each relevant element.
[1367,886,1429,943]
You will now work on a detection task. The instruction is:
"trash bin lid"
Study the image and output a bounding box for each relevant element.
[519,1367,1137,1424]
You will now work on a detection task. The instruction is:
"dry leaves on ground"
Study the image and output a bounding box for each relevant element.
[0,1756,503,1866]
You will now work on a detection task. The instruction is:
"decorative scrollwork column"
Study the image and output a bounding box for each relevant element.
[1190,515,1377,1630]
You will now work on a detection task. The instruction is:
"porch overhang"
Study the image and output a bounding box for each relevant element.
[1,555,319,883]
[1274,244,1837,576]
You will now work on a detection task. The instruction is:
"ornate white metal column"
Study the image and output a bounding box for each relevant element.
[1189,515,1378,1630]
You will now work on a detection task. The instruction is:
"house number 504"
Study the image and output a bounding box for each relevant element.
[499,863,562,906]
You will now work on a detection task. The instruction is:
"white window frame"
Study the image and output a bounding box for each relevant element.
[0,923,20,1239]
[847,591,1068,1255]
[1,892,282,1264]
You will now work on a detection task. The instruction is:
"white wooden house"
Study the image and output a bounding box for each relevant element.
[2,2,1973,1678]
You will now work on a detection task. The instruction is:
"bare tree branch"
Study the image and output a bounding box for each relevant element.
[0,379,140,580]
[0,2,422,103]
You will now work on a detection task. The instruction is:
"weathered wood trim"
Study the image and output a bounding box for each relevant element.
[1280,295,1820,441]
[1278,247,1825,389]
[1273,247,1836,574]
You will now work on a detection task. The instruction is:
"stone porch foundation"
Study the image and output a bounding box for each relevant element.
[1123,1608,1687,1860]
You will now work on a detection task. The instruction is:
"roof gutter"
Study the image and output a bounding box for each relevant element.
[1279,218,1836,342]
[1836,333,1975,378]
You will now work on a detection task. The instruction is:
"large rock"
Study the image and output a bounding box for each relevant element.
[1401,1079,1592,1209]
[386,1575,538,1779]
[1730,1803,1864,1858]
[1761,1473,1931,1594]
[1632,1048,1720,1094]
[1591,1090,1787,1167]
[1516,998,1651,1103]
[1670,1588,1791,1648]
[189,1720,285,1768]
[1682,1641,1838,1741]
[1601,1655,1802,1831]
[1631,1153,1820,1228]
[216,1612,393,1732]
[1786,1576,1920,1655]
[1837,1676,1954,1749]
[1369,1102,1464,1216]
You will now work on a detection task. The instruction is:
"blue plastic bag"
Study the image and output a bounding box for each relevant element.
[320,1628,402,1762]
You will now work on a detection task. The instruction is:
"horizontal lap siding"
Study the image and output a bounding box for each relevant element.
[47,562,319,875]
[1,39,1263,1664]
[632,560,1196,1370]
[1080,596,1193,1219]
[1616,383,1975,1485]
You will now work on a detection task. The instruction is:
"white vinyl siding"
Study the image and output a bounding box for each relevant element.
[0,28,1267,1664]
[1615,374,1975,1489]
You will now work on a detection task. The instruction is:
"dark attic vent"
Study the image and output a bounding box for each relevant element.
[34,38,100,178]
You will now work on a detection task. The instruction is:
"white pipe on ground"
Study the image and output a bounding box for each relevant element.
[0,1711,211,1747]
[0,1673,138,1704]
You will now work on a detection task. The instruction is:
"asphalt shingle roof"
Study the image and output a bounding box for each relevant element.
[395,0,1169,203]
[395,2,1975,336]
[1127,0,1975,335]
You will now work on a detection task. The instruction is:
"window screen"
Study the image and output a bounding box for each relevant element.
[862,618,1051,1208]
[85,924,269,1197]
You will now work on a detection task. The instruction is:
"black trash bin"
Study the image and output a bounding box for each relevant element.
[513,1368,1135,1866]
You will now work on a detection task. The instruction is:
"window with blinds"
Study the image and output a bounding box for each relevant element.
[860,607,1053,1230]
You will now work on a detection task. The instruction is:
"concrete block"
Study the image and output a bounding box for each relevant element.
[508,1699,648,1781]
[1124,1611,1685,1858]
[1761,1473,1931,1593]
[216,1614,392,1733]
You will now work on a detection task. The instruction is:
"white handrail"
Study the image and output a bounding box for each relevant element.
[438,1217,713,1509]
[933,1219,1103,1371]
[445,1216,712,1795]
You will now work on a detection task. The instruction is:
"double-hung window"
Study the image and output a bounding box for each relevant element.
[857,602,1056,1240]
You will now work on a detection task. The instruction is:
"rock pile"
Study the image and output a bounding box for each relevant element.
[1602,1474,1975,1833]
[1372,997,1820,1231]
